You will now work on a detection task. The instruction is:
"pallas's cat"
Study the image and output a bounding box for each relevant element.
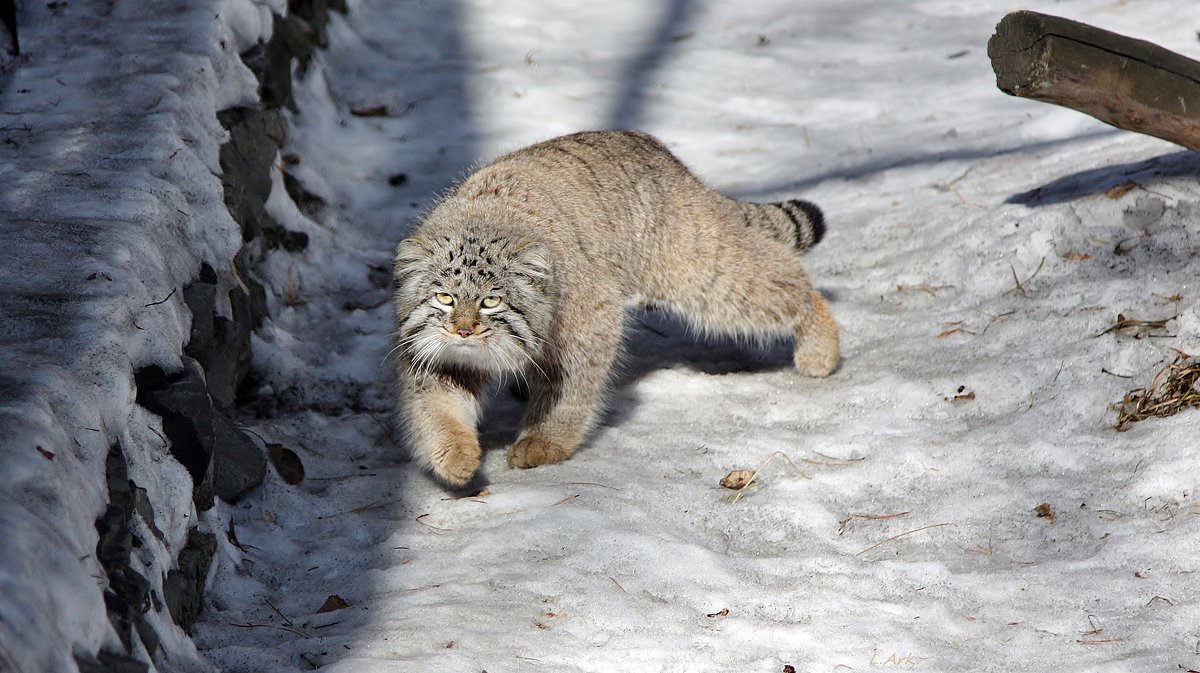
[393,131,838,486]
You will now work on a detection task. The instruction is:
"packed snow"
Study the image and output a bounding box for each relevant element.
[187,1,1200,671]
[5,0,1200,671]
[189,0,1200,671]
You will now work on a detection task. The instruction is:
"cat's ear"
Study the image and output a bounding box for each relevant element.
[394,236,432,278]
[510,241,553,282]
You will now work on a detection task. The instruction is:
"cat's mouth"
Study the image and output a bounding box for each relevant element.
[443,328,491,344]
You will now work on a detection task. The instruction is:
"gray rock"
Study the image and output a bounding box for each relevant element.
[217,106,287,244]
[134,358,215,510]
[75,650,149,673]
[136,356,266,506]
[95,445,159,662]
[211,409,266,503]
[183,263,254,416]
[164,527,217,634]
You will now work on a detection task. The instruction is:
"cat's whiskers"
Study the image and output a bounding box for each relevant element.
[507,332,549,381]
[409,332,448,377]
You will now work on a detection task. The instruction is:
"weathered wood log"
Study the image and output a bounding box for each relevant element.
[988,10,1200,152]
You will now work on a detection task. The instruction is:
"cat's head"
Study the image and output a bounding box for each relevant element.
[392,230,556,377]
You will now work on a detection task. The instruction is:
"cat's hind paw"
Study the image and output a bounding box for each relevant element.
[507,436,571,469]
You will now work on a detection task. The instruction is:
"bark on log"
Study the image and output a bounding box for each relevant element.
[988,10,1200,152]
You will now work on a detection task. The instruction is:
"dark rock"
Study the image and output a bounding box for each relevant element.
[291,0,348,49]
[239,16,297,111]
[182,281,216,355]
[211,409,266,502]
[135,356,266,505]
[217,106,286,244]
[217,106,311,252]
[1,0,16,57]
[183,263,257,415]
[75,650,150,673]
[130,483,165,543]
[235,248,270,329]
[282,169,325,226]
[164,527,217,633]
[94,445,158,661]
[134,359,215,510]
[238,0,348,111]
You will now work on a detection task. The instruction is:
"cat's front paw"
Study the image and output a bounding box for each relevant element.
[507,435,571,469]
[429,437,481,486]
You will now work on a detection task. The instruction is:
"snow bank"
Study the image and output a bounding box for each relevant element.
[0,0,280,670]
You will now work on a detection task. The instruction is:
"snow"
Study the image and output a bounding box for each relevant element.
[188,0,1200,670]
[3,0,1200,671]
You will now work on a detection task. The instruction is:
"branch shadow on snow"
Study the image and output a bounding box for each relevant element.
[607,0,702,130]
[733,129,1121,200]
[1005,149,1200,206]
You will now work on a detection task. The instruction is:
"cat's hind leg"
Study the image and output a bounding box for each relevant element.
[788,288,839,377]
[648,233,839,377]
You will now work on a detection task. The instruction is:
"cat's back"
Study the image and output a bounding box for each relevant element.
[454,130,696,219]
[445,131,707,286]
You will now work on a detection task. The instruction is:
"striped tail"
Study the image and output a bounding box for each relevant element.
[773,199,826,252]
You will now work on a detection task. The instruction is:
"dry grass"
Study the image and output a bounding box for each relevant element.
[855,522,952,557]
[1115,352,1200,431]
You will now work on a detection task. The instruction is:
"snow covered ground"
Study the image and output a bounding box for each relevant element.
[185,0,1200,671]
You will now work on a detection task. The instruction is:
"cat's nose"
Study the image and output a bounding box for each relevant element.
[456,327,472,338]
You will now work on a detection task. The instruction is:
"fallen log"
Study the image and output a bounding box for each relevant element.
[987,10,1200,152]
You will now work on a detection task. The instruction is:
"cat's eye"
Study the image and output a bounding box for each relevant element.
[434,292,455,306]
[481,295,502,309]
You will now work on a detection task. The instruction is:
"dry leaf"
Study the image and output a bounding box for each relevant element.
[719,469,755,490]
[267,443,305,485]
[1105,181,1137,199]
[350,104,390,117]
[316,595,349,613]
[706,608,730,618]
[1034,502,1056,523]
[36,446,55,461]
